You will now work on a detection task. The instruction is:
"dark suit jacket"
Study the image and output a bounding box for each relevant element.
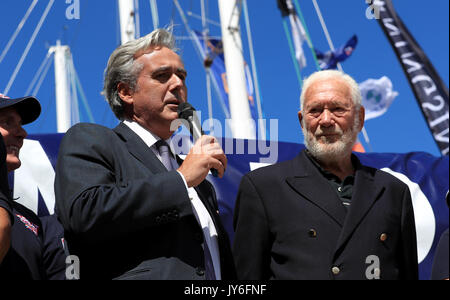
[0,202,65,280]
[54,122,236,280]
[233,150,418,280]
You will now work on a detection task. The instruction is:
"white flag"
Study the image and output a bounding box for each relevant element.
[359,76,399,120]
[286,0,307,69]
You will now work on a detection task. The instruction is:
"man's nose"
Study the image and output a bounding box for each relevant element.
[169,74,186,102]
[319,109,334,127]
[169,73,184,89]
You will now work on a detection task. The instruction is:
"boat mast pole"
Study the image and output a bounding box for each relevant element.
[50,41,71,133]
[218,0,255,139]
[117,0,136,44]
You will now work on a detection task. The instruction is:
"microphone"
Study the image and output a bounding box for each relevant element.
[178,102,203,142]
[177,102,219,177]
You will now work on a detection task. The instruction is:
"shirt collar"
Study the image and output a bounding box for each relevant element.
[123,120,174,153]
[305,149,362,182]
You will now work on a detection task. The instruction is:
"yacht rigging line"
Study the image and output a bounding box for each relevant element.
[310,0,372,151]
[3,0,55,95]
[173,0,231,119]
[0,0,38,64]
[242,0,266,140]
[25,50,54,96]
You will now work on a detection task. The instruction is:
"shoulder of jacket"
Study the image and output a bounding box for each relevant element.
[245,156,296,182]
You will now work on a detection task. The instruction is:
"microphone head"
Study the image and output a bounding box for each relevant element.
[177,102,196,120]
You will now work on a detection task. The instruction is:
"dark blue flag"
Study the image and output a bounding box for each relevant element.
[315,35,358,70]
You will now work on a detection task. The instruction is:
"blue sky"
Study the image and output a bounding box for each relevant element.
[0,0,448,156]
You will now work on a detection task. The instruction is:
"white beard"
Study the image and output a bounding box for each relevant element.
[303,119,359,164]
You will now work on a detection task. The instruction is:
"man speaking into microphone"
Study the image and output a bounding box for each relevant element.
[54,28,236,280]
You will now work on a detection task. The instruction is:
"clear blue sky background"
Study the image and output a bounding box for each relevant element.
[0,0,448,156]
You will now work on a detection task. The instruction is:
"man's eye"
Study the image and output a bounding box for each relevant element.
[332,107,347,116]
[154,73,171,81]
[308,109,321,116]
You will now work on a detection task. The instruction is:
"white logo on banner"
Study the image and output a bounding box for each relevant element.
[381,168,436,263]
[14,139,56,215]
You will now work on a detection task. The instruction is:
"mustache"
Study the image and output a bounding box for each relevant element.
[314,127,344,136]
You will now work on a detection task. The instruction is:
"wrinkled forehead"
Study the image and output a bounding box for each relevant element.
[134,46,181,61]
[304,78,352,106]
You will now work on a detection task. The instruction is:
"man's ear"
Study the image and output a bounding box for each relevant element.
[117,82,133,105]
[358,106,365,131]
[298,110,304,129]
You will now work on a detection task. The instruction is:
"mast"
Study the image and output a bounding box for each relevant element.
[50,41,71,133]
[149,0,159,30]
[218,0,255,140]
[117,0,136,44]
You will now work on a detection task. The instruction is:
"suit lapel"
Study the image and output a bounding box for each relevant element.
[113,123,167,173]
[285,152,347,227]
[334,167,384,256]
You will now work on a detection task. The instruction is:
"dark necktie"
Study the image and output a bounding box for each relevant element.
[204,241,216,280]
[155,140,175,171]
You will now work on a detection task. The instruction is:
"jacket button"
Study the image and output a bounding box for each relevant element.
[331,266,340,275]
[380,233,388,242]
[196,267,205,276]
[308,229,317,238]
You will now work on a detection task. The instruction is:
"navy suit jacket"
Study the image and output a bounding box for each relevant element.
[233,150,418,280]
[54,122,236,280]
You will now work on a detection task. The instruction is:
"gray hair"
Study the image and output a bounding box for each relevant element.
[103,28,177,120]
[299,70,362,111]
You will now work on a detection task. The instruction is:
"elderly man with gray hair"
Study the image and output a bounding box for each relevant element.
[233,70,418,280]
[54,28,235,280]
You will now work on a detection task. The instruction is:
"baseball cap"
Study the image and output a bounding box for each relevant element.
[0,95,41,125]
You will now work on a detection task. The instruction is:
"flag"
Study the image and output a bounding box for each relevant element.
[277,0,308,69]
[192,31,259,122]
[359,76,399,120]
[373,0,449,155]
[315,35,358,70]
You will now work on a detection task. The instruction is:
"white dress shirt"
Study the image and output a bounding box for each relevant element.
[123,120,221,279]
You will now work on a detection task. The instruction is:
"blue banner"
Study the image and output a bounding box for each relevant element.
[13,134,449,280]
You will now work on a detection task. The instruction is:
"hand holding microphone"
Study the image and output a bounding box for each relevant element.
[177,102,226,187]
